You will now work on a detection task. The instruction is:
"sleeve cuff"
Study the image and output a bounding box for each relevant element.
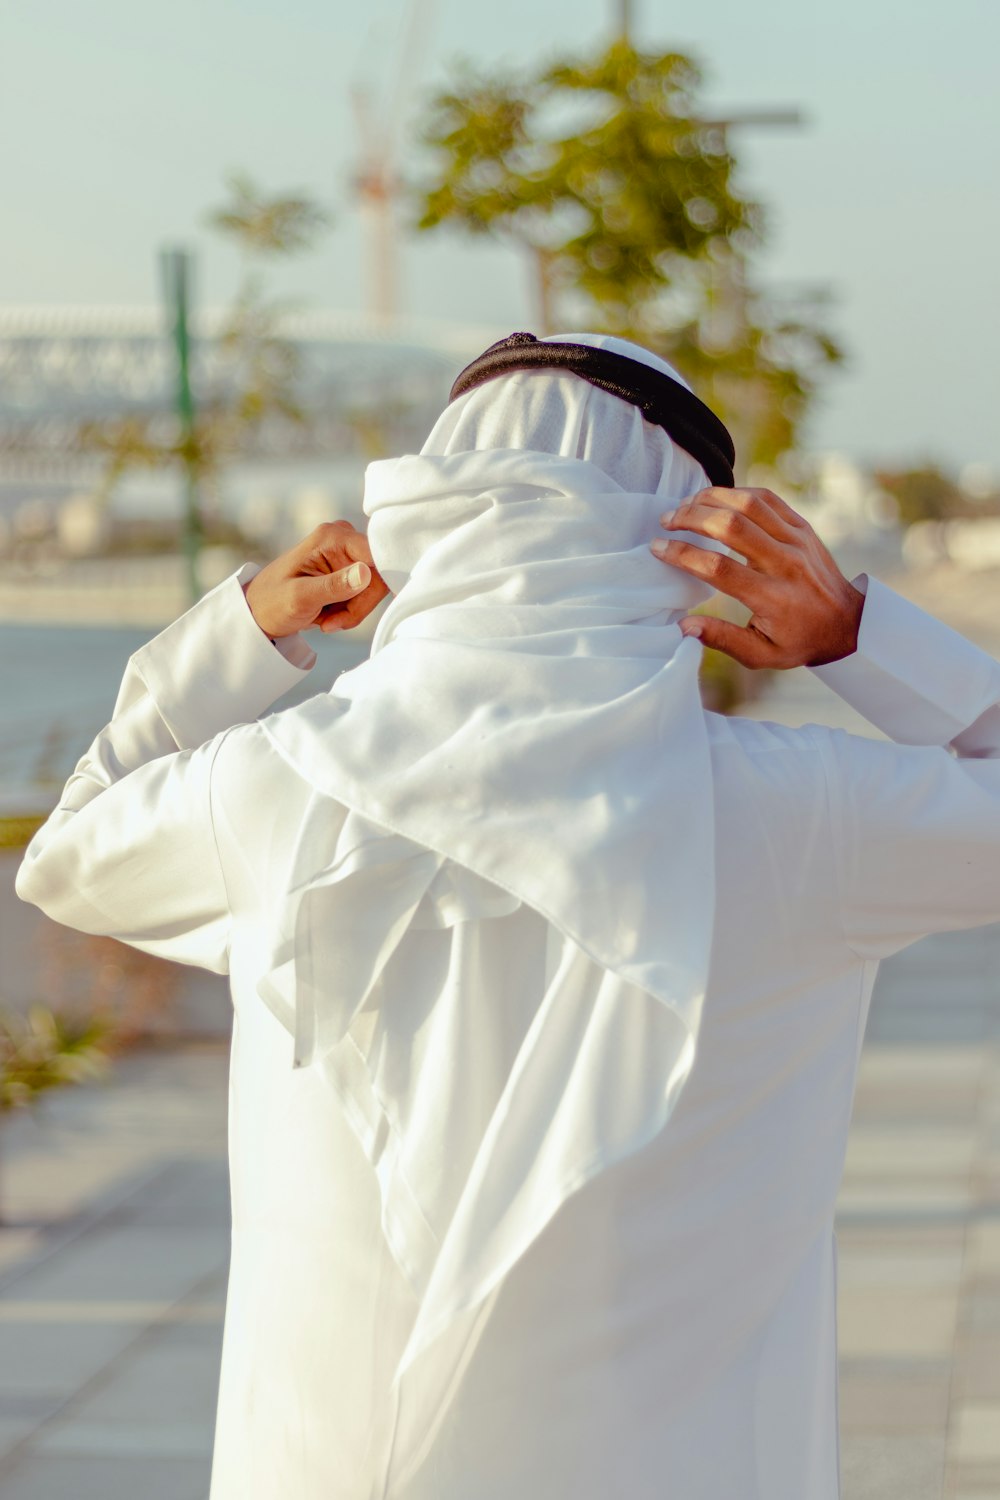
[234,561,318,672]
[810,573,1000,747]
[126,564,316,749]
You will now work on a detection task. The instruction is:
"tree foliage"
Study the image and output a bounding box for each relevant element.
[82,175,332,501]
[207,173,329,259]
[416,39,842,471]
[874,464,966,527]
[875,465,1000,531]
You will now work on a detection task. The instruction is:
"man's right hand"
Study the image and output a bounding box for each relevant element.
[242,521,390,641]
[649,487,865,670]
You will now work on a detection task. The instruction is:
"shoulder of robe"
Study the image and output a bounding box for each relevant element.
[210,716,324,823]
[705,711,833,809]
[706,710,826,757]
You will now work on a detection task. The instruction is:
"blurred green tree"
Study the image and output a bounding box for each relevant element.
[415,39,842,472]
[875,464,965,526]
[82,175,332,519]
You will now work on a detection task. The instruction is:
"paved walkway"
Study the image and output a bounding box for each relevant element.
[0,563,996,1499]
[0,1048,229,1500]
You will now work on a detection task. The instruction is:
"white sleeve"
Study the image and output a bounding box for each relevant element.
[805,580,1000,958]
[811,573,1000,756]
[14,564,315,972]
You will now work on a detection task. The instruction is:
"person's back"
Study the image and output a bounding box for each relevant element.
[16,333,1000,1498]
[208,610,1000,1498]
[207,704,851,1498]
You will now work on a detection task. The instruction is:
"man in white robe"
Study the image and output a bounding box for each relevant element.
[15,334,1000,1499]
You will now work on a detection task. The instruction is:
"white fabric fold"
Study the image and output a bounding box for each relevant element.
[255,334,721,1394]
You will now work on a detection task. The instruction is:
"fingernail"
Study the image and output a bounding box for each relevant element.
[346,562,369,589]
[680,619,703,638]
[650,539,670,557]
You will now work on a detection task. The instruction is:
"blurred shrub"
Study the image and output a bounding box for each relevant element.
[0,818,44,851]
[0,1003,110,1113]
[0,1003,113,1222]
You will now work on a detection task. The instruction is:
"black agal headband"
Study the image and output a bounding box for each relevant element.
[450,331,735,489]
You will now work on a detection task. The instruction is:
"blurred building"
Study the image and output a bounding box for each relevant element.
[0,305,494,555]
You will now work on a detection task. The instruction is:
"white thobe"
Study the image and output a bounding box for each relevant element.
[15,564,1000,1500]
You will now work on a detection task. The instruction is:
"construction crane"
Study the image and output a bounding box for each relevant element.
[351,0,433,325]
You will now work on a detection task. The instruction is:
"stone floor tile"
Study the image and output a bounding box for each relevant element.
[836,1226,966,1254]
[838,1359,951,1435]
[59,1318,223,1427]
[967,1223,1000,1274]
[951,1404,1000,1465]
[837,1291,958,1359]
[0,1452,210,1500]
[950,1335,1000,1401]
[836,1181,973,1217]
[0,1417,45,1462]
[841,1434,945,1500]
[946,1466,1000,1499]
[960,1293,1000,1333]
[844,1129,977,1178]
[850,1090,981,1127]
[855,1047,984,1089]
[2,1224,229,1305]
[0,1320,142,1400]
[0,1232,42,1276]
[837,1248,964,1291]
[119,1160,230,1231]
[36,1419,214,1458]
[0,1393,65,1457]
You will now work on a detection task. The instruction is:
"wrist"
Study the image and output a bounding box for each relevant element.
[240,579,278,645]
[807,583,866,667]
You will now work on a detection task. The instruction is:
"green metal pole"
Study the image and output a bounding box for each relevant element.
[161,248,202,605]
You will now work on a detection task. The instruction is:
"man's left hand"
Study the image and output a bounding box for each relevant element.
[242,521,390,640]
[650,487,865,669]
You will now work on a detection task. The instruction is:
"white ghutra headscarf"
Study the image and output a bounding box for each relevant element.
[257,332,724,1395]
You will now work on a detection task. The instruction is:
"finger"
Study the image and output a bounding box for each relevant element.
[293,518,355,562]
[297,561,371,619]
[659,500,793,572]
[666,487,803,545]
[650,538,766,610]
[313,528,376,573]
[342,530,376,566]
[318,570,391,631]
[701,486,808,533]
[328,560,371,599]
[680,614,780,670]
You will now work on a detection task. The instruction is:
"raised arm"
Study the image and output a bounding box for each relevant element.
[810,575,1000,757]
[651,487,1000,954]
[650,484,1000,758]
[16,526,387,970]
[649,484,865,670]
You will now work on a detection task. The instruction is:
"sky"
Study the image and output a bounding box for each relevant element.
[2,0,999,473]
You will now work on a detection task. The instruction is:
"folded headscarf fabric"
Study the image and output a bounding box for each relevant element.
[257,332,725,1389]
